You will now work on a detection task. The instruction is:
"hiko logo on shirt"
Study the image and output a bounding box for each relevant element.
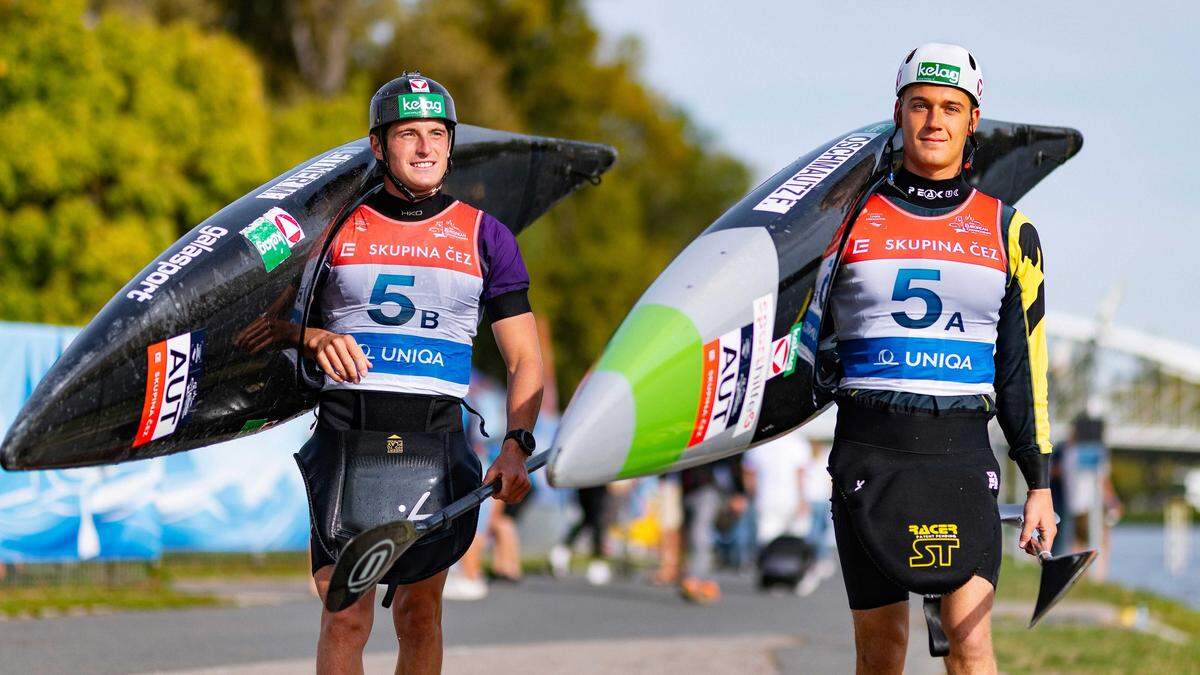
[916,61,961,86]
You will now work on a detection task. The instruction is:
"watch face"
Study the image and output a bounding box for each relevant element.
[508,429,535,453]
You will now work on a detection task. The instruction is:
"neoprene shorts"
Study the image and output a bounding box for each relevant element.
[828,403,1002,611]
[305,390,480,583]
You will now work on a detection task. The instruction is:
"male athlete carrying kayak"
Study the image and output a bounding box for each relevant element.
[294,73,542,675]
[823,43,1057,673]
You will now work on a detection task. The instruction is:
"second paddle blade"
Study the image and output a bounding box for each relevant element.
[1030,549,1098,628]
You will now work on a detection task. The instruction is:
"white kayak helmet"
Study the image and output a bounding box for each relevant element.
[895,42,983,106]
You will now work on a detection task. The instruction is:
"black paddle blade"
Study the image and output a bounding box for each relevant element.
[324,520,421,612]
[1029,549,1098,628]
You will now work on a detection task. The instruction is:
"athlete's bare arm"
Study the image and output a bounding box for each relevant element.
[486,311,543,503]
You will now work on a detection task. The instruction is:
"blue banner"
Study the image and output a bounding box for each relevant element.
[0,321,545,561]
[0,321,313,561]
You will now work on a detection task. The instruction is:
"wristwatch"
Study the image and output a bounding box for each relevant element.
[503,429,536,456]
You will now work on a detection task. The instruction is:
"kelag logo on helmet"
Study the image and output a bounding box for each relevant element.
[916,61,961,86]
[397,93,445,118]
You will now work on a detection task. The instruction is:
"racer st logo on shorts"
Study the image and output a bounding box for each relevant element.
[907,523,960,568]
[347,539,398,594]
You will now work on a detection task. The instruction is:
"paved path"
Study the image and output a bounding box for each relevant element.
[1,570,956,674]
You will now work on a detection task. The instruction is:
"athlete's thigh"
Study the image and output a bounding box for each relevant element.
[850,600,909,638]
[850,599,909,670]
[940,574,994,642]
[830,497,908,610]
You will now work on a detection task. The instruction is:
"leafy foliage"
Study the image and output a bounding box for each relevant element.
[1,0,751,397]
[0,0,269,322]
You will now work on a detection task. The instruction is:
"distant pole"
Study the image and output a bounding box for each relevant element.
[1089,466,1106,579]
[1165,498,1189,578]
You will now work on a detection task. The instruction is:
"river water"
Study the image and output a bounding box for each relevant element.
[1105,524,1200,609]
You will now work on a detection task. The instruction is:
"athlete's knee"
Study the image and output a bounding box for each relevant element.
[946,618,992,658]
[394,588,443,633]
[320,603,374,647]
[859,634,902,667]
[856,641,907,674]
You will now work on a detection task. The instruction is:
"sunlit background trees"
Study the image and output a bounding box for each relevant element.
[0,0,751,394]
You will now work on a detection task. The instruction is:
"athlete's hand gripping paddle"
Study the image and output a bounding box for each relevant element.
[324,451,550,612]
[999,503,1098,627]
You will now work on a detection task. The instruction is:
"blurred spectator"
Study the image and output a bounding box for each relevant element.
[1066,411,1122,578]
[679,456,745,604]
[550,486,611,583]
[744,432,836,595]
[652,474,683,586]
[444,426,496,602]
[744,431,812,544]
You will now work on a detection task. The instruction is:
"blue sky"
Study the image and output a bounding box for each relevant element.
[588,0,1200,347]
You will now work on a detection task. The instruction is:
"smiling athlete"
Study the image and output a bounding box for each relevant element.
[295,73,543,675]
[824,44,1057,674]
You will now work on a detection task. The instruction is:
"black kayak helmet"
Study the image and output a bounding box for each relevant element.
[368,72,458,200]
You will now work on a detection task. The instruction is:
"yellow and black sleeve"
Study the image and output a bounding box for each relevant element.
[994,206,1052,489]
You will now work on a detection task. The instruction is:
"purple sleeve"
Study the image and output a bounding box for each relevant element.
[479,213,530,300]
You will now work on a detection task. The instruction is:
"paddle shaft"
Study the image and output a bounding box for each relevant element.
[417,450,550,535]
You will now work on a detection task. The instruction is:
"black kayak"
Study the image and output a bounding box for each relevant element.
[2,126,615,470]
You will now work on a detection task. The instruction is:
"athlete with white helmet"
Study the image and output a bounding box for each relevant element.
[824,43,1056,673]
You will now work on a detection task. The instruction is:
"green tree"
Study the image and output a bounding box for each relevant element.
[4,0,751,400]
[0,0,270,322]
[97,0,753,394]
[399,0,752,391]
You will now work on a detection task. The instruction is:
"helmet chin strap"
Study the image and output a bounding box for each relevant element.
[376,129,455,202]
[884,125,900,189]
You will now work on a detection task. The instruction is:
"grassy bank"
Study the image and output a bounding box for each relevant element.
[993,557,1200,672]
[0,552,311,618]
[157,551,311,580]
[0,582,222,618]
